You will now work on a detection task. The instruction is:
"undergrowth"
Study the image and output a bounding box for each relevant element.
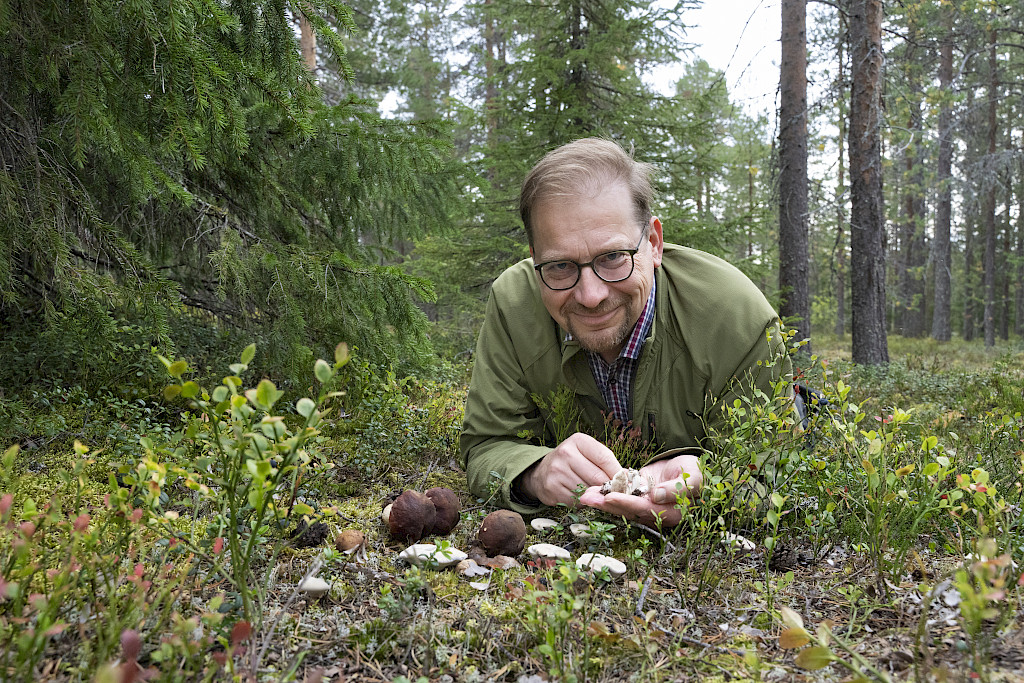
[0,335,1022,681]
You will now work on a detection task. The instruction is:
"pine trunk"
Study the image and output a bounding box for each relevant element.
[983,27,997,348]
[1017,177,1024,337]
[300,14,317,72]
[835,14,847,338]
[848,0,888,364]
[779,0,810,349]
[931,13,953,341]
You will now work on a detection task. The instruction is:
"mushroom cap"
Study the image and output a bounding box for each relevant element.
[530,517,558,532]
[527,543,571,560]
[477,510,527,557]
[576,552,627,578]
[335,529,365,553]
[425,487,461,536]
[298,576,331,596]
[388,490,436,542]
[398,543,467,568]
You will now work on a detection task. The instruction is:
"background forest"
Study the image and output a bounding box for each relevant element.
[3,0,1024,681]
[7,0,1024,385]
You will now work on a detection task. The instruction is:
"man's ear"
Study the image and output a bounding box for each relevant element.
[529,245,534,260]
[649,217,665,269]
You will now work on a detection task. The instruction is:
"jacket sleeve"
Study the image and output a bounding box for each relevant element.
[460,286,552,515]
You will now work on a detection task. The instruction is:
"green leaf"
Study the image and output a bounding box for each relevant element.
[296,398,316,418]
[255,379,280,410]
[168,360,188,379]
[314,359,332,384]
[795,646,833,670]
[770,491,785,509]
[766,510,779,526]
[923,462,940,477]
[229,363,247,375]
[163,384,182,400]
[240,343,256,365]
[212,386,229,403]
[292,502,314,516]
[181,381,200,399]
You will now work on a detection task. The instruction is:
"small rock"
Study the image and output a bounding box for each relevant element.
[576,553,626,578]
[398,543,467,568]
[527,543,571,560]
[298,576,331,597]
[531,517,558,532]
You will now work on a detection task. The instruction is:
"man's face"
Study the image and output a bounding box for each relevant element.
[529,182,664,364]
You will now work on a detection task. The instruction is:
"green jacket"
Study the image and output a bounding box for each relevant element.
[460,243,792,514]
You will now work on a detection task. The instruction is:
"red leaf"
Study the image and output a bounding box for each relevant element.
[230,620,252,646]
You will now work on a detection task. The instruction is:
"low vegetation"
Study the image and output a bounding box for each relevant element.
[1,335,1022,682]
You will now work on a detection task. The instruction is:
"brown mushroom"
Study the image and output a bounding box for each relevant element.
[388,490,436,542]
[477,510,526,557]
[335,529,365,554]
[425,487,461,536]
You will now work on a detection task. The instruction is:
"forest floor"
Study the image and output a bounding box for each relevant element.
[2,335,1024,682]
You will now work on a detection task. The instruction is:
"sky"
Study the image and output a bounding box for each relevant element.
[649,0,782,120]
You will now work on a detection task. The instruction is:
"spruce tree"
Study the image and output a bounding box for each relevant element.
[0,0,459,388]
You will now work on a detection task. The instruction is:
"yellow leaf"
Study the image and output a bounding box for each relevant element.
[779,627,810,649]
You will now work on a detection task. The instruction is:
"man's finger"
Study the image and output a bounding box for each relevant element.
[574,435,621,477]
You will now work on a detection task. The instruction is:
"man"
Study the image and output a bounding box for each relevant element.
[461,138,791,528]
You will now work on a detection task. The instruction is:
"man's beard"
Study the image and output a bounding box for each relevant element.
[563,297,637,357]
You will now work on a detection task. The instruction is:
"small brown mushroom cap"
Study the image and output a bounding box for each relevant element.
[477,510,526,557]
[425,487,461,536]
[388,490,436,542]
[335,529,365,553]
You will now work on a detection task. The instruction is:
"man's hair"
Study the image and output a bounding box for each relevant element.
[519,138,656,249]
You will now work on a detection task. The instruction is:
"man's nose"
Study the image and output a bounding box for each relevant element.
[573,265,610,307]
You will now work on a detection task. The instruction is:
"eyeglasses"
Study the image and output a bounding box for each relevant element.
[533,228,647,291]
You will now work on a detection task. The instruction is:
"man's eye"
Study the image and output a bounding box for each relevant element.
[546,261,574,273]
[598,251,628,266]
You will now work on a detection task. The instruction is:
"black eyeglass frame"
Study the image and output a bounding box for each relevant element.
[532,226,648,291]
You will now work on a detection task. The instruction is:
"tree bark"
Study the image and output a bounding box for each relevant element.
[983,25,997,348]
[1017,175,1024,338]
[848,0,888,364]
[299,14,317,72]
[897,83,927,337]
[779,0,811,350]
[834,12,847,338]
[931,11,953,341]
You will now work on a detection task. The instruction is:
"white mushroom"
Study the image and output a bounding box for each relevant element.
[456,559,491,578]
[527,543,571,560]
[298,576,331,597]
[721,532,756,552]
[599,468,652,496]
[576,553,627,578]
[398,543,467,569]
[381,503,393,525]
[530,517,559,532]
[569,523,593,539]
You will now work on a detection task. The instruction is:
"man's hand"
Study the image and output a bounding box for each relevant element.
[521,433,622,507]
[577,454,702,528]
